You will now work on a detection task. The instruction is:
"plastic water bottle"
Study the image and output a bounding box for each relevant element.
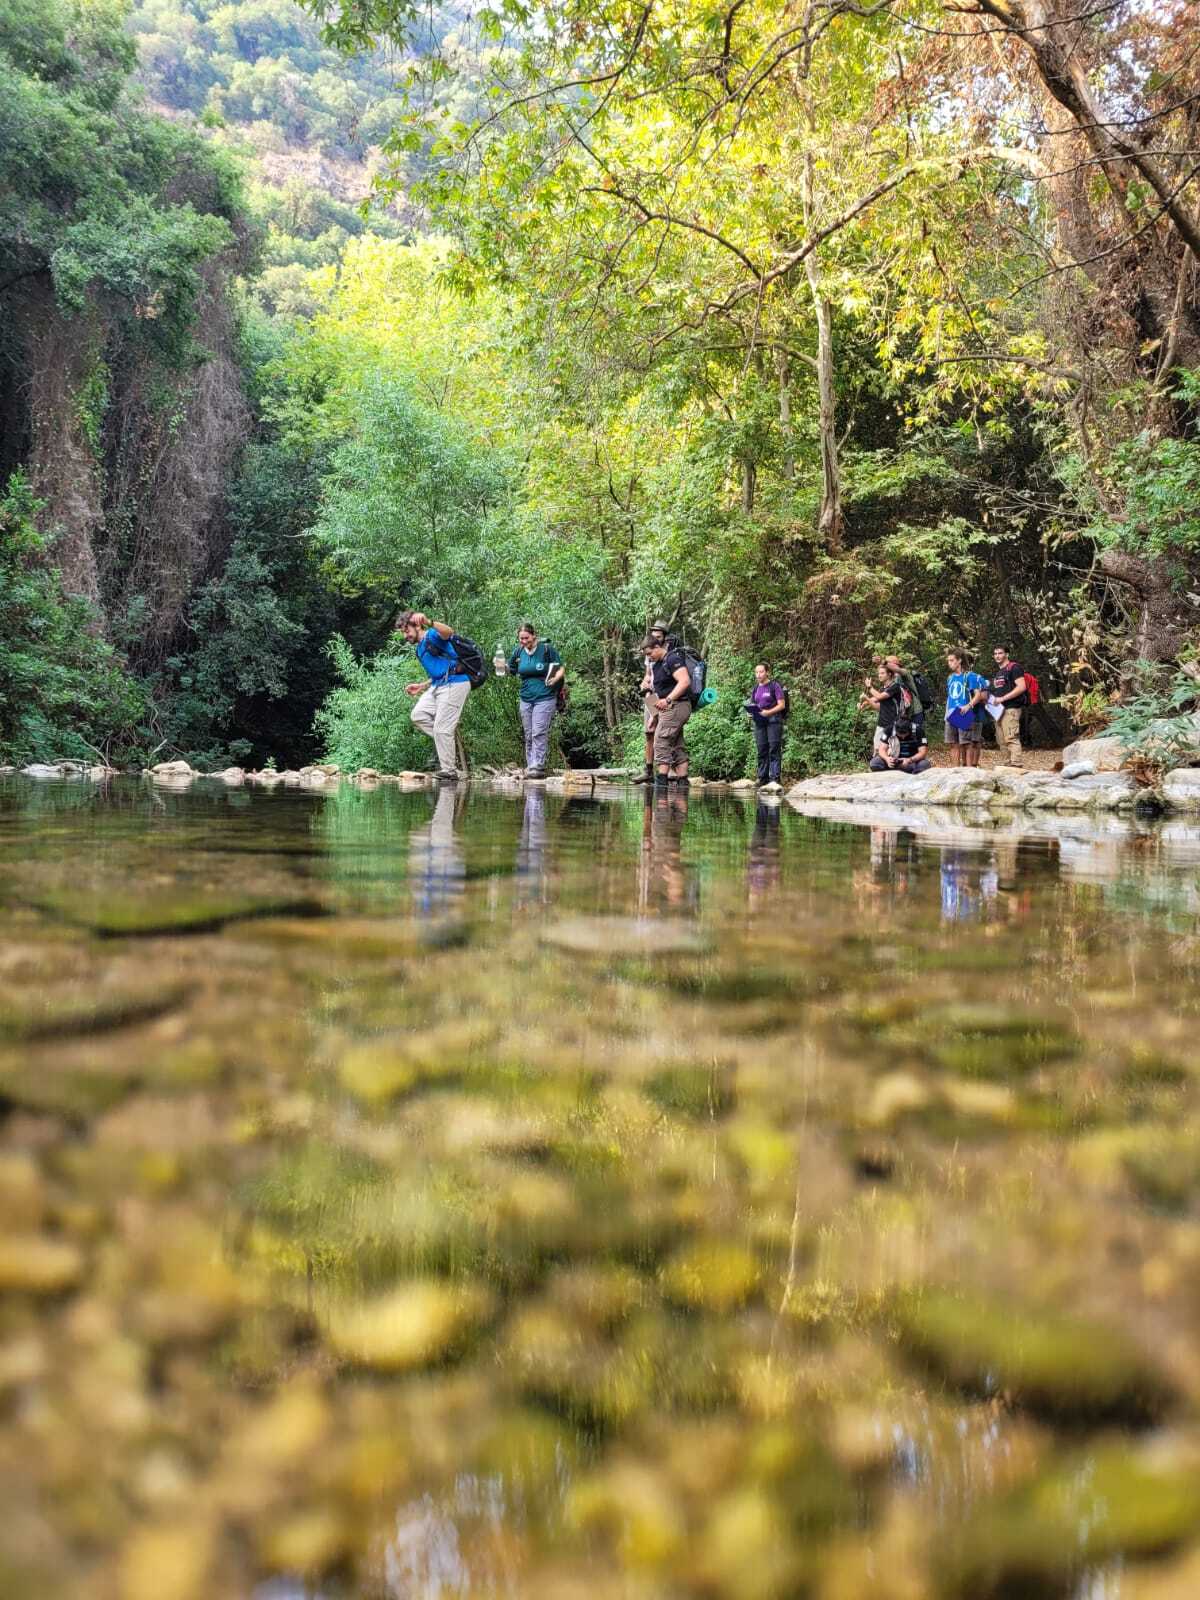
[493,644,508,677]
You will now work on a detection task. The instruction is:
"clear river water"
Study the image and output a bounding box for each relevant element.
[2,774,1200,1600]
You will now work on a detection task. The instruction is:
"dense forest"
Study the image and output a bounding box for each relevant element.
[2,0,1198,779]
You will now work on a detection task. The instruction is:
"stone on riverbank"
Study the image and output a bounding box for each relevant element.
[1164,767,1200,810]
[1060,734,1127,770]
[787,766,1152,813]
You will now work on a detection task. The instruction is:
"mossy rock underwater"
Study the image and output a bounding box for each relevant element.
[893,1289,1175,1425]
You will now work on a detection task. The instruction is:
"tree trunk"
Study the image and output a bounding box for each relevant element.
[1098,547,1198,667]
[805,253,843,551]
[776,347,794,481]
[601,630,620,752]
[741,456,757,514]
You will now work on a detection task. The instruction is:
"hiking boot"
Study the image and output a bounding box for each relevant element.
[435,769,459,782]
[670,775,690,787]
[525,768,547,781]
[631,763,654,785]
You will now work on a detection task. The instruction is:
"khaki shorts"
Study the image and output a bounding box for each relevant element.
[653,698,692,767]
[944,717,982,745]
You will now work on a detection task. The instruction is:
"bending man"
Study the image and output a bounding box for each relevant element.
[398,610,470,782]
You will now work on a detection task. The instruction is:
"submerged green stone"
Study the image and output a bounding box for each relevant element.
[34,890,326,936]
[894,1289,1174,1424]
[945,1442,1200,1598]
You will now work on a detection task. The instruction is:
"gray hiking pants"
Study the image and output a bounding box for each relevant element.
[519,697,556,770]
[411,680,470,772]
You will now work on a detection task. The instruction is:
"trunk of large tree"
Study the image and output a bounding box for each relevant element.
[600,629,620,751]
[804,253,843,551]
[1098,547,1199,667]
[776,347,794,481]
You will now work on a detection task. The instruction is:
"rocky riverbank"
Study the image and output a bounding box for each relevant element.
[786,765,1200,813]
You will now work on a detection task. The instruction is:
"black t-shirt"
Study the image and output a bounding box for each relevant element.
[876,679,903,732]
[652,649,691,701]
[896,725,927,760]
[992,661,1027,709]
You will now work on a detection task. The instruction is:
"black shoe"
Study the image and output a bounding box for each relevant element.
[436,769,459,782]
[654,775,671,788]
[670,775,690,787]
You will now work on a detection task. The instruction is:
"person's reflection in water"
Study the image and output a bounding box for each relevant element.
[408,784,466,918]
[515,783,549,908]
[747,800,782,907]
[939,848,982,922]
[639,787,697,913]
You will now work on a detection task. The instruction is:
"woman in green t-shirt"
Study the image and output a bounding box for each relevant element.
[507,623,565,779]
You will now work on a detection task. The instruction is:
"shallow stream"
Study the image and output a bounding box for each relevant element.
[2,775,1200,1599]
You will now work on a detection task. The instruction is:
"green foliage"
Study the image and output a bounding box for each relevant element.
[1105,662,1200,777]
[1086,379,1200,562]
[0,0,248,357]
[129,0,409,158]
[316,637,524,772]
[161,437,377,767]
[785,663,874,778]
[0,474,149,764]
[315,376,511,594]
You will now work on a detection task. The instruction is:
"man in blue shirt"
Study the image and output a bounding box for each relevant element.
[944,649,988,767]
[397,610,471,780]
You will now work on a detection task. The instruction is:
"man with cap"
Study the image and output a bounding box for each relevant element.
[643,631,692,788]
[633,619,674,785]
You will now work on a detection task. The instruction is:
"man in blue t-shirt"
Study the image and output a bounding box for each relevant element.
[944,649,988,768]
[397,610,471,780]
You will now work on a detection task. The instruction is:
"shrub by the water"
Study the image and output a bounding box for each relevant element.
[0,475,150,765]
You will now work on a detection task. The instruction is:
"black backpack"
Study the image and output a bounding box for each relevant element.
[679,646,707,702]
[449,634,489,690]
[910,671,935,714]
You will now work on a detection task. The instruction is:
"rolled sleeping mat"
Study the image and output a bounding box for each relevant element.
[697,686,719,709]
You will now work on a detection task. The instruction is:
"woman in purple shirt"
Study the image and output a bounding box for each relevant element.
[749,663,787,788]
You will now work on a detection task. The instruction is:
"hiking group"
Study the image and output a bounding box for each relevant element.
[395,610,1038,786]
[860,646,1038,775]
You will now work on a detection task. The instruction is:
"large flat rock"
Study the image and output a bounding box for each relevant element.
[787,767,1151,813]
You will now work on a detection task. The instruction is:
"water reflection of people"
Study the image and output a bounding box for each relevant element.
[747,801,782,905]
[515,784,549,907]
[409,784,466,917]
[939,848,995,921]
[638,788,697,913]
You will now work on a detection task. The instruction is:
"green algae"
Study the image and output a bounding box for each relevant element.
[943,1442,1200,1598]
[893,1289,1174,1424]
[33,890,327,937]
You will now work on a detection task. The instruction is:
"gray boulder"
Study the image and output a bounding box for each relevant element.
[1163,767,1200,811]
[1059,735,1126,772]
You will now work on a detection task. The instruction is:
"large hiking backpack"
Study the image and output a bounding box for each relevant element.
[680,646,708,704]
[448,634,489,690]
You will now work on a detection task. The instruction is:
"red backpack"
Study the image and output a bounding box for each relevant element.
[1024,671,1040,706]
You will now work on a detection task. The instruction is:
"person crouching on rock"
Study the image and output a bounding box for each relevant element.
[397,610,471,782]
[869,718,930,774]
[644,634,692,787]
